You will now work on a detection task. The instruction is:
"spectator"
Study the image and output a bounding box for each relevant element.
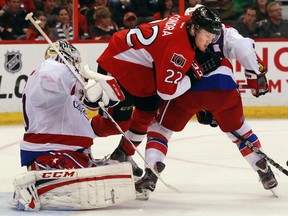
[153,0,174,20]
[79,0,93,15]
[0,25,16,39]
[202,0,235,19]
[0,0,5,8]
[85,0,108,27]
[21,0,36,12]
[122,11,137,29]
[130,0,159,24]
[67,0,89,39]
[187,0,202,7]
[50,7,73,40]
[89,6,118,40]
[253,0,269,22]
[25,10,48,40]
[39,0,59,30]
[234,6,258,38]
[0,0,29,40]
[109,0,132,29]
[258,2,288,38]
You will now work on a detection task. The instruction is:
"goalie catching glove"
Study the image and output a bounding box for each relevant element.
[81,65,125,109]
[245,62,268,97]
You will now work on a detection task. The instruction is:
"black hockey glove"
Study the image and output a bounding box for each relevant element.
[194,48,221,75]
[196,110,218,127]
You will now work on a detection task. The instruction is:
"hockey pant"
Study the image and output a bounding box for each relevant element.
[145,89,264,170]
[28,149,97,171]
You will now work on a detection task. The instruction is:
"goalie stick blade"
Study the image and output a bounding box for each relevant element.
[136,189,150,201]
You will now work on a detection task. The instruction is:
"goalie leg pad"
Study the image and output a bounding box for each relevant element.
[35,162,136,210]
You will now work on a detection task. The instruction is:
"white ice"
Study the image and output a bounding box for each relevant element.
[1,119,288,216]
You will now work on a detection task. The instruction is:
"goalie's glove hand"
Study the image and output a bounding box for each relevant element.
[196,110,218,127]
[81,64,125,102]
[83,79,120,110]
[245,62,268,97]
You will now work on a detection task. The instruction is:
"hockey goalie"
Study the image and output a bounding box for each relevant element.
[11,39,135,211]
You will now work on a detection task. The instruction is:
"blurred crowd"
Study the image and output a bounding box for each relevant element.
[0,0,287,41]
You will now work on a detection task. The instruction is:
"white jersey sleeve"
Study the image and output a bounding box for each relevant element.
[222,27,260,74]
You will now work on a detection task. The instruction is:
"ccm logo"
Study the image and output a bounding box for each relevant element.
[41,171,76,178]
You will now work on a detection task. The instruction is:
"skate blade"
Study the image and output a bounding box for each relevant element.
[270,187,278,198]
[136,189,150,201]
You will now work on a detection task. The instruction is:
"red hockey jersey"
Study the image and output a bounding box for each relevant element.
[97,15,195,99]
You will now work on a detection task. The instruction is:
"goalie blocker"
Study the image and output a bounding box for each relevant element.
[11,163,136,211]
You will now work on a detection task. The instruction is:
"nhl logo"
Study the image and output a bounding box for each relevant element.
[4,51,22,73]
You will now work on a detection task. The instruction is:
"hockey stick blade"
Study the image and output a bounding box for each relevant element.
[231,131,288,176]
[98,102,180,193]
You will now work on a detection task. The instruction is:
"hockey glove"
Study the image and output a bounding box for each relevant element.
[194,48,221,75]
[196,110,218,127]
[245,62,268,97]
[81,64,125,102]
[186,49,221,85]
[83,79,120,110]
[186,59,205,84]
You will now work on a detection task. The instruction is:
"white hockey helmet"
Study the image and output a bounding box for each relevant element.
[45,39,81,70]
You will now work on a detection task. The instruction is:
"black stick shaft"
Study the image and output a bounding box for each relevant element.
[231,131,288,176]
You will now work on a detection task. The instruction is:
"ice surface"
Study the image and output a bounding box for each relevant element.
[1,120,287,216]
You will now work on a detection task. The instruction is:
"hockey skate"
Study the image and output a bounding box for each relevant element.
[256,158,278,197]
[135,161,165,200]
[110,143,143,177]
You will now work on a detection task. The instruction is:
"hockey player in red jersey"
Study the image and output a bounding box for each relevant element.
[83,5,224,177]
[134,5,278,196]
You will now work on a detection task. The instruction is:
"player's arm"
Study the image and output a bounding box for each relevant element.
[224,28,268,97]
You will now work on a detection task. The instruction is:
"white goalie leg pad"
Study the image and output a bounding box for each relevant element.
[11,171,40,211]
[35,162,136,210]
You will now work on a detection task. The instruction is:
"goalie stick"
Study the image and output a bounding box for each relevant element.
[98,102,181,193]
[231,131,288,176]
[25,12,86,86]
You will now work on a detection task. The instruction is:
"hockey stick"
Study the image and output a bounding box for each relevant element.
[25,12,86,86]
[98,102,181,193]
[231,131,288,176]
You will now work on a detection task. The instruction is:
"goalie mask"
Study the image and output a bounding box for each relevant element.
[45,39,82,70]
